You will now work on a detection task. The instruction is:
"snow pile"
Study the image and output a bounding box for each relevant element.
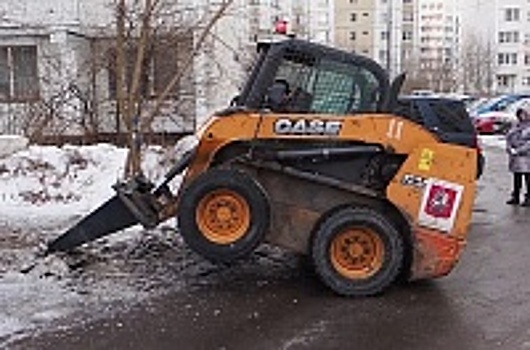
[0,135,28,159]
[0,135,197,224]
[0,144,127,222]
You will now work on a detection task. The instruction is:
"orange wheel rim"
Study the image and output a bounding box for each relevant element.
[330,227,384,279]
[196,189,250,244]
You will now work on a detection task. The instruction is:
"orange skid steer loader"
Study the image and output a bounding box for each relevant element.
[45,39,480,296]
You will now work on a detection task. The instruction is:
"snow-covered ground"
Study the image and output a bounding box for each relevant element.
[0,136,198,346]
[478,134,505,150]
[0,134,506,345]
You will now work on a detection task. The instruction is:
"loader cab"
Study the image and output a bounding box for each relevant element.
[236,39,391,115]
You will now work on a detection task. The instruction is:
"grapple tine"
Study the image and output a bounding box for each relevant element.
[44,145,194,255]
[46,195,138,255]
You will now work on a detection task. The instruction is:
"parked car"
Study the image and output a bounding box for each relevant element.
[469,94,530,116]
[466,97,490,113]
[394,95,485,178]
[472,98,530,134]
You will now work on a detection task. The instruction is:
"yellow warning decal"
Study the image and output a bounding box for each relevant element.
[418,148,434,171]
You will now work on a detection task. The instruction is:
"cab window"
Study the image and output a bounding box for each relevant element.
[268,51,381,115]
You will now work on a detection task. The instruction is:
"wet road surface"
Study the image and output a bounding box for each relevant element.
[8,145,530,350]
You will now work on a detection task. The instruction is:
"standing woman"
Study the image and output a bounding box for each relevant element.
[506,104,530,206]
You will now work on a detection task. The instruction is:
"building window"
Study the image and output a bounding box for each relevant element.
[107,35,192,100]
[403,13,414,22]
[497,74,516,88]
[0,46,39,102]
[523,77,530,86]
[351,13,357,21]
[379,50,387,62]
[499,31,520,43]
[498,53,518,65]
[402,31,413,41]
[350,31,356,41]
[505,8,521,21]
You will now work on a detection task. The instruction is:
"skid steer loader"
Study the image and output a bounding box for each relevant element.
[45,39,480,296]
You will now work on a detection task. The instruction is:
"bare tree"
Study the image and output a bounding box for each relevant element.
[6,0,236,172]
[401,49,461,94]
[460,33,496,96]
[110,0,235,176]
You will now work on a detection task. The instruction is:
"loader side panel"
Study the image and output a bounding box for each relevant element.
[235,164,401,254]
[386,143,477,279]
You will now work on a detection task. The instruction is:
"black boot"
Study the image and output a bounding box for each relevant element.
[521,195,530,207]
[506,192,520,205]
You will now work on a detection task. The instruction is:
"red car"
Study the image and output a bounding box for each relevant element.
[473,114,513,134]
[472,98,530,134]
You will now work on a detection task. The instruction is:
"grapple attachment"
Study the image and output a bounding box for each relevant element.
[45,149,194,255]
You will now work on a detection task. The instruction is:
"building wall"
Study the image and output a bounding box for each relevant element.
[494,0,530,93]
[401,0,418,75]
[335,0,376,57]
[304,0,334,44]
[416,0,462,91]
[0,0,115,29]
[0,1,221,135]
[333,0,403,78]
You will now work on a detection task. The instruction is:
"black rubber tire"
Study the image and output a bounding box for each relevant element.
[177,168,270,263]
[310,206,404,297]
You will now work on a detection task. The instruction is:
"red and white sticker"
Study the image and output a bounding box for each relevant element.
[418,178,463,232]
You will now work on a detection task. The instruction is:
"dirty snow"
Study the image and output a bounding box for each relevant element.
[479,134,505,150]
[0,134,505,345]
[0,135,198,346]
[0,135,28,159]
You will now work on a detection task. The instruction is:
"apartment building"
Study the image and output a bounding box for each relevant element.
[494,1,530,93]
[334,0,403,78]
[0,0,199,135]
[303,0,335,44]
[416,0,462,91]
[401,0,418,76]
